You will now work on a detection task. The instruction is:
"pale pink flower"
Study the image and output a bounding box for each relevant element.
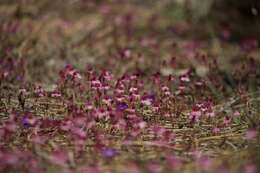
[50,91,61,97]
[147,162,162,173]
[124,163,140,173]
[138,121,147,129]
[233,111,240,118]
[198,156,213,170]
[166,155,183,170]
[161,86,169,92]
[48,150,68,166]
[244,163,256,173]
[213,127,220,134]
[129,87,138,93]
[244,129,257,141]
[223,117,231,126]
[180,76,190,82]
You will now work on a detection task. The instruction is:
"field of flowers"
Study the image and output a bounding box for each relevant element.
[0,1,260,173]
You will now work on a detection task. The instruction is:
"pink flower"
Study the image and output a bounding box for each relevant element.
[4,122,17,132]
[189,110,202,123]
[48,150,68,166]
[85,102,94,110]
[138,121,147,129]
[120,48,132,59]
[124,163,140,173]
[141,94,155,106]
[161,86,169,92]
[91,79,102,89]
[34,85,45,97]
[0,129,4,138]
[71,127,86,139]
[61,64,82,80]
[244,129,257,141]
[243,163,256,173]
[101,84,110,91]
[206,111,215,118]
[233,111,240,118]
[147,162,162,173]
[152,105,159,112]
[129,87,138,93]
[30,135,47,145]
[198,156,213,170]
[60,120,73,131]
[2,152,19,166]
[102,97,112,106]
[113,119,126,130]
[223,116,231,126]
[180,75,190,82]
[164,91,171,96]
[50,91,61,97]
[141,99,152,106]
[213,127,220,134]
[103,70,113,81]
[166,155,183,170]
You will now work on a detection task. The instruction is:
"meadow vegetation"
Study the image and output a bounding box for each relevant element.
[0,1,260,173]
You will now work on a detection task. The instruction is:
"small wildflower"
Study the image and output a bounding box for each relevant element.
[180,75,190,82]
[244,163,256,173]
[141,94,155,106]
[91,79,102,89]
[212,127,220,134]
[161,86,169,92]
[129,87,138,93]
[117,102,128,111]
[233,111,240,118]
[101,147,117,159]
[102,97,112,106]
[244,129,257,141]
[166,154,183,170]
[138,121,147,129]
[147,162,162,173]
[198,156,213,170]
[48,150,68,166]
[22,116,36,128]
[50,91,61,97]
[223,116,231,126]
[85,102,94,110]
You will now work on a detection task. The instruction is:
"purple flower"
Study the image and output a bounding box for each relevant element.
[22,117,36,128]
[101,147,117,158]
[117,102,128,111]
[22,118,31,128]
[22,117,32,128]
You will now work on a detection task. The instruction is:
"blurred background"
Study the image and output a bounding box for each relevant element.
[1,0,260,38]
[0,0,259,84]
